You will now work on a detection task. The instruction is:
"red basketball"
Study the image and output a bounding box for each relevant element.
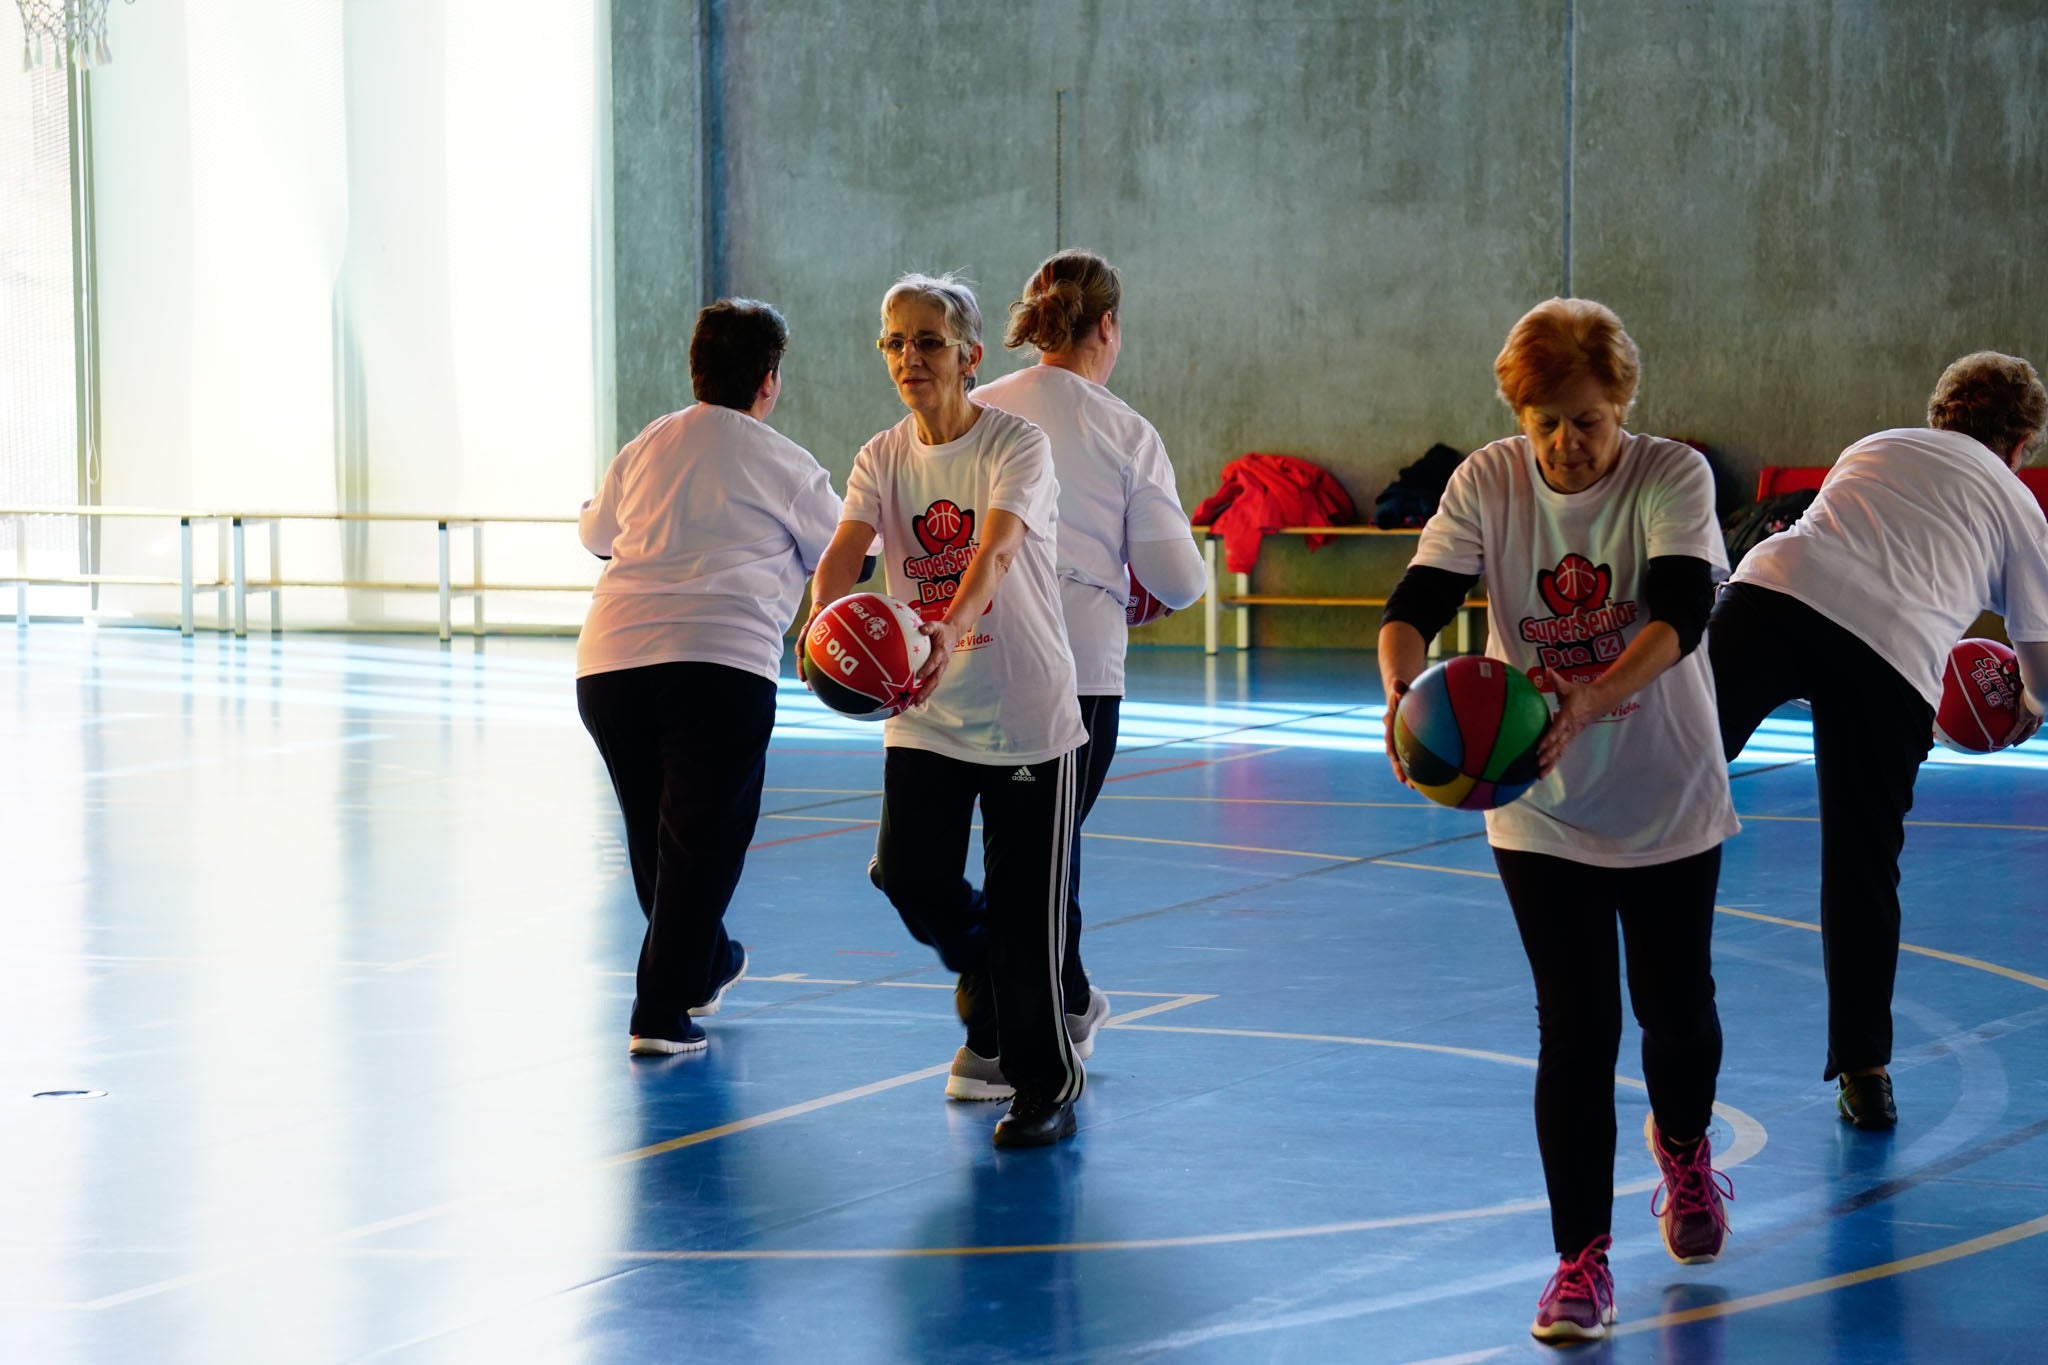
[1934,637,2022,753]
[803,593,931,721]
[1126,566,1173,628]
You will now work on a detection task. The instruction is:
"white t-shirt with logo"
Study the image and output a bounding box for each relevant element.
[1412,432,1739,867]
[975,365,1194,695]
[842,405,1087,765]
[577,403,842,681]
[1732,427,2048,709]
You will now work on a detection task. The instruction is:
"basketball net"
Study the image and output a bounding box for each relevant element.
[15,0,127,71]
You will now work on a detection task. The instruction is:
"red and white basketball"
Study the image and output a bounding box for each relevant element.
[1934,637,2023,753]
[1126,566,1173,628]
[803,593,931,721]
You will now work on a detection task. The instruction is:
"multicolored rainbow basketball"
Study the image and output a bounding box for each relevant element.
[1393,655,1550,810]
[1934,637,2023,753]
[803,593,931,721]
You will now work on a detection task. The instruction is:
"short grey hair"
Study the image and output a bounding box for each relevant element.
[881,272,983,350]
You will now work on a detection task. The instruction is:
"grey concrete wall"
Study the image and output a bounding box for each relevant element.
[610,0,704,446]
[612,0,2048,648]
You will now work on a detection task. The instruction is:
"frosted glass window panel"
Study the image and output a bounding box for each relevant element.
[91,0,603,630]
[0,0,80,579]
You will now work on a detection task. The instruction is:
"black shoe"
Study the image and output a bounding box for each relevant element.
[689,940,748,1018]
[1837,1072,1897,1129]
[992,1091,1076,1148]
[955,971,999,1058]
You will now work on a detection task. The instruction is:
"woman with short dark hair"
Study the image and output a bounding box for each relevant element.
[578,298,841,1056]
[1379,298,1738,1343]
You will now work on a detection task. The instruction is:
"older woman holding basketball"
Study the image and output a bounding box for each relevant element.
[807,272,1088,1149]
[974,250,1207,1072]
[1376,299,1739,1343]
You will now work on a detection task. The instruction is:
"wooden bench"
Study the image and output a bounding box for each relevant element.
[1193,525,1486,657]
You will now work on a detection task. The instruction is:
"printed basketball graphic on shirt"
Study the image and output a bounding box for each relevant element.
[1536,554,1612,618]
[912,499,974,555]
[902,498,991,630]
[1520,552,1639,697]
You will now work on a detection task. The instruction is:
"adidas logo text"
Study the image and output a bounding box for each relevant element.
[1011,767,1035,782]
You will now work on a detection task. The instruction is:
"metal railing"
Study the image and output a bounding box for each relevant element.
[2,506,584,641]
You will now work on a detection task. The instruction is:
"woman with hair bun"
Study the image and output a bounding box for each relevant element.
[1377,298,1738,1342]
[976,250,1206,1077]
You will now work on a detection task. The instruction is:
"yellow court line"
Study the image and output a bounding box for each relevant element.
[1715,906,2048,993]
[1740,812,2048,833]
[1099,794,1435,810]
[601,1064,952,1167]
[1079,829,1359,861]
[1612,1209,2048,1336]
[749,973,1194,1001]
[1371,858,1500,880]
[499,1027,1765,1265]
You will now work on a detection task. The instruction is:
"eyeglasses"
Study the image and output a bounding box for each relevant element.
[876,333,966,357]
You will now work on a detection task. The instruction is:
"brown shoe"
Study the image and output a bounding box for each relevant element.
[1837,1072,1897,1129]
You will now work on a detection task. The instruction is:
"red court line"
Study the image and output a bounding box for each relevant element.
[749,821,877,851]
[1105,757,1217,783]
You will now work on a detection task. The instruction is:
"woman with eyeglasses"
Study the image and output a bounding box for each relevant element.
[973,250,1207,1081]
[1378,298,1738,1342]
[807,272,1089,1148]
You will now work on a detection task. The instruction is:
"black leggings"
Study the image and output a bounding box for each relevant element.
[1709,582,1934,1079]
[1061,695,1122,1001]
[576,662,775,1036]
[1494,845,1724,1256]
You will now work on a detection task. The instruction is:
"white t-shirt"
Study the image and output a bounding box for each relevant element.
[975,365,1195,695]
[1732,427,2048,709]
[577,403,841,681]
[1413,432,1739,867]
[842,405,1087,765]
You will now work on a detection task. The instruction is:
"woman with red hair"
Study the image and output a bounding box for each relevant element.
[1377,298,1738,1342]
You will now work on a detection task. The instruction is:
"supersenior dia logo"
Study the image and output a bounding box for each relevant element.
[905,499,977,614]
[1520,553,1640,680]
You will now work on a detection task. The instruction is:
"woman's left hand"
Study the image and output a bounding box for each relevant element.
[913,616,966,700]
[1536,668,1605,775]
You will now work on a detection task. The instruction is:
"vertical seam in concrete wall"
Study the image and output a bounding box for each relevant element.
[700,0,726,303]
[1561,0,1575,298]
[1054,88,1065,251]
[592,0,616,474]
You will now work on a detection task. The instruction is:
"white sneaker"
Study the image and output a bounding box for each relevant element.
[944,1046,1014,1102]
[629,1021,707,1055]
[1066,987,1111,1061]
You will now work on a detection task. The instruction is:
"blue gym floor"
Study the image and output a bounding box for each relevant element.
[5,627,2047,1363]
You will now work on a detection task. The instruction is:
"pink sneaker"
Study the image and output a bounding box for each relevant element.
[1645,1113,1734,1264]
[1530,1235,1616,1342]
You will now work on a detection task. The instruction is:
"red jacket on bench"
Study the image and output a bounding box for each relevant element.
[1190,453,1357,575]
